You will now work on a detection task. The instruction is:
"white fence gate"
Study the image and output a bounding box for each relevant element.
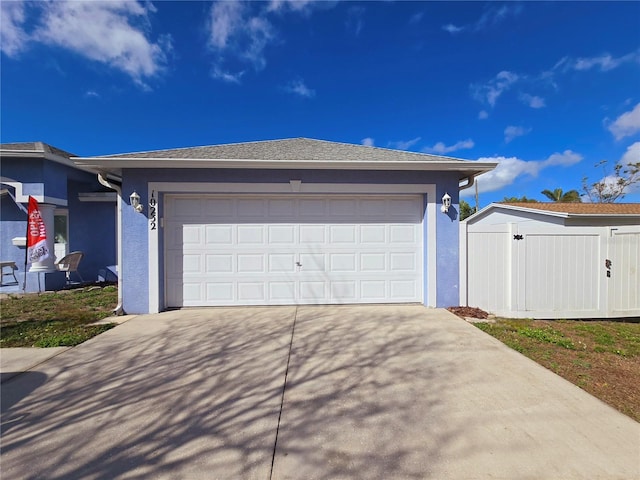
[460,224,640,319]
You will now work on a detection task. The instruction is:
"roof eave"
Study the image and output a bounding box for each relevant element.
[73,157,497,177]
[0,148,98,174]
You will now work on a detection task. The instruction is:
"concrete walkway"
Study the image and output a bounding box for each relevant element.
[1,306,638,479]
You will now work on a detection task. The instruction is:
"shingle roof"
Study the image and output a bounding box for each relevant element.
[100,137,467,163]
[500,202,640,215]
[0,142,76,158]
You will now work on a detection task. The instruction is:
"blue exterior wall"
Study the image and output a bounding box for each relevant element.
[120,168,463,314]
[1,155,116,293]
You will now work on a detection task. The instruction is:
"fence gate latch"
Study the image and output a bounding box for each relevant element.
[513,234,524,240]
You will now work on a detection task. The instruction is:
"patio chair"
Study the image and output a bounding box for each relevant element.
[0,261,19,286]
[55,251,84,285]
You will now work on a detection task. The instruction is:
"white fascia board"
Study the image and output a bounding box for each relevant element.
[74,157,497,174]
[2,149,98,175]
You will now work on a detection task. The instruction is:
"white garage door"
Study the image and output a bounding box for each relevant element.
[164,195,423,307]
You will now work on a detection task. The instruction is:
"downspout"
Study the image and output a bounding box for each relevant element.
[98,173,124,315]
[459,174,476,190]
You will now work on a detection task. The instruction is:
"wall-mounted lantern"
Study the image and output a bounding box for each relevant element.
[130,191,144,213]
[441,192,452,213]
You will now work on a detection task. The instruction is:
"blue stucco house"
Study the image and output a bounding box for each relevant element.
[74,138,495,314]
[1,142,117,293]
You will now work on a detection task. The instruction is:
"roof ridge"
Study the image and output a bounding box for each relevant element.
[99,137,468,161]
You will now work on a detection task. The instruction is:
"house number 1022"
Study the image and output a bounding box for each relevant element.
[149,191,157,230]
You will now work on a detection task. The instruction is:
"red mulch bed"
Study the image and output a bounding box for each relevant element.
[447,306,489,319]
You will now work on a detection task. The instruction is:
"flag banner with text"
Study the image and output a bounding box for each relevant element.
[26,196,50,264]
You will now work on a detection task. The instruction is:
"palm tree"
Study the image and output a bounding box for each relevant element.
[541,188,581,203]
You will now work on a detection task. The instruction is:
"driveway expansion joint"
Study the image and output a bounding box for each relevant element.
[269,306,298,480]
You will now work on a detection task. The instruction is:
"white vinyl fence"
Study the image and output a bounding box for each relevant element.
[460,223,640,319]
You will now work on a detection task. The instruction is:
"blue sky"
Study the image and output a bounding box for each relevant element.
[2,0,639,205]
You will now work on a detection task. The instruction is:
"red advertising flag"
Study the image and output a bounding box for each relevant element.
[26,196,50,264]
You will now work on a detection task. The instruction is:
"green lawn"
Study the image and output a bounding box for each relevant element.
[0,286,118,348]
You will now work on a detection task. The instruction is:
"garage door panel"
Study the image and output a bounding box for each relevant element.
[300,225,325,243]
[203,198,233,216]
[270,282,296,301]
[299,199,326,216]
[183,254,202,273]
[360,225,385,243]
[237,225,264,244]
[206,254,233,273]
[299,281,326,301]
[390,225,417,243]
[391,280,417,300]
[165,195,423,307]
[183,225,203,245]
[206,225,233,245]
[238,199,265,216]
[206,283,234,302]
[269,199,295,216]
[360,253,385,271]
[330,225,356,243]
[269,254,296,272]
[361,281,386,300]
[268,225,296,244]
[299,253,325,272]
[330,199,357,215]
[330,253,356,272]
[390,252,417,271]
[237,254,265,273]
[238,282,265,301]
[330,281,357,301]
[183,283,203,303]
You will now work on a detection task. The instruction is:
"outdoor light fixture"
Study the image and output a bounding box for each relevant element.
[130,191,143,213]
[441,192,452,213]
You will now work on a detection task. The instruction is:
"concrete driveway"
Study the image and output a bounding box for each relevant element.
[1,305,638,479]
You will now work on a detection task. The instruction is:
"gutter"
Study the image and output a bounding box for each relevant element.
[459,174,476,190]
[97,173,124,316]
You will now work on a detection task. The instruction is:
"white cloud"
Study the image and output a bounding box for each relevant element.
[608,103,640,140]
[474,4,522,31]
[207,1,333,83]
[346,6,365,36]
[478,110,489,120]
[267,0,318,14]
[207,1,275,77]
[1,0,28,57]
[32,1,171,88]
[504,125,531,143]
[554,50,640,73]
[519,93,546,109]
[620,141,640,167]
[84,90,100,99]
[284,78,315,98]
[472,48,639,109]
[443,4,522,35]
[361,137,375,147]
[212,67,244,84]
[388,137,422,150]
[442,23,464,34]
[471,156,540,193]
[423,139,474,154]
[471,70,519,107]
[468,150,583,194]
[543,150,582,167]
